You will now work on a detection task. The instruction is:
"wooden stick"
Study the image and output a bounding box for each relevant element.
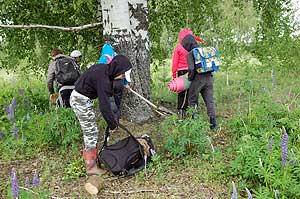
[105,189,155,194]
[129,88,158,109]
[0,23,102,32]
[153,109,167,117]
[129,88,173,115]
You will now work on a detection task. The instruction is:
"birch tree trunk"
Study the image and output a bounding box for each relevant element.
[100,0,153,123]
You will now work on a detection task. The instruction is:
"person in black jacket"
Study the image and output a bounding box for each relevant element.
[183,35,217,130]
[70,55,132,175]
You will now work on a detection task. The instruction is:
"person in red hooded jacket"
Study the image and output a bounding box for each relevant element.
[171,29,205,120]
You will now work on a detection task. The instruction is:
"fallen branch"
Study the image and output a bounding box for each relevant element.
[0,160,23,165]
[0,23,102,32]
[50,196,73,199]
[287,91,300,112]
[105,189,155,194]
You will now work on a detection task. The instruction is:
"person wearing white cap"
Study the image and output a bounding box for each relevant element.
[70,50,82,63]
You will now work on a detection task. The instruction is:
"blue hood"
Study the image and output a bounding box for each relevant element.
[98,43,117,64]
[101,43,115,57]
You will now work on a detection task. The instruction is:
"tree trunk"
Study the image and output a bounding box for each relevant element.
[100,0,153,123]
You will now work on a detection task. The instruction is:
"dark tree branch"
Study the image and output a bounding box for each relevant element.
[0,22,102,32]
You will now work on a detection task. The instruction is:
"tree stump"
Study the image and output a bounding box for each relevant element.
[84,175,104,195]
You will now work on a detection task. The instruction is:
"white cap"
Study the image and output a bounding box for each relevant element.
[70,50,82,58]
[125,69,131,82]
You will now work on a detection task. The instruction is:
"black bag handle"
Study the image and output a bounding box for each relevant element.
[102,123,141,147]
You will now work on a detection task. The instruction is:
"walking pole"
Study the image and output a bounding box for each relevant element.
[128,88,174,115]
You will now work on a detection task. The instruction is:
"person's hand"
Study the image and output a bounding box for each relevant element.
[109,126,118,134]
[49,94,56,104]
[124,84,131,90]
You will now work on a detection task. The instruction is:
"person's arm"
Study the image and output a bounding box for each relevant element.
[96,81,118,130]
[187,51,195,81]
[172,45,180,79]
[46,62,56,94]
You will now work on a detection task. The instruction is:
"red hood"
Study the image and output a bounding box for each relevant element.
[178,29,193,43]
[178,29,205,44]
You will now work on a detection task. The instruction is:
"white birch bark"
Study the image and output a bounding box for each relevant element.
[100,0,153,123]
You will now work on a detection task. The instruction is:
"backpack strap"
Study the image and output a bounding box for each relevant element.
[57,85,75,108]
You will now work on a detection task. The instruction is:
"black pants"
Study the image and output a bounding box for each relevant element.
[112,79,124,120]
[177,70,189,110]
[188,72,216,118]
[57,86,74,108]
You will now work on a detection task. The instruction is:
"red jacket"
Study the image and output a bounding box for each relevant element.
[171,29,193,79]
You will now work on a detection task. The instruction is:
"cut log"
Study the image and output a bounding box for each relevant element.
[84,175,104,195]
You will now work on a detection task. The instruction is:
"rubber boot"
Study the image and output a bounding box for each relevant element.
[178,109,185,121]
[210,117,217,131]
[83,148,103,175]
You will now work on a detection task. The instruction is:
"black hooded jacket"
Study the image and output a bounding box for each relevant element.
[181,35,202,81]
[74,55,132,129]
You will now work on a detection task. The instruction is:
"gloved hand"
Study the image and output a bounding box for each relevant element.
[188,69,195,81]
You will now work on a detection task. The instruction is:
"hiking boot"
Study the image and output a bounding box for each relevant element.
[178,109,185,121]
[191,104,199,120]
[209,117,217,131]
[83,148,104,175]
[192,112,199,119]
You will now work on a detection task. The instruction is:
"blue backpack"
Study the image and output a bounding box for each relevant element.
[192,47,221,73]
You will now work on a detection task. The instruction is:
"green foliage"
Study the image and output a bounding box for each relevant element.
[161,113,211,158]
[0,74,81,161]
[62,158,85,182]
[1,0,299,76]
[150,59,176,103]
[149,0,220,60]
[226,98,300,198]
[0,0,102,73]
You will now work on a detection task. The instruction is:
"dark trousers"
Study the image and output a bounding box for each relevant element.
[57,86,74,108]
[112,79,124,120]
[177,70,189,110]
[188,72,216,118]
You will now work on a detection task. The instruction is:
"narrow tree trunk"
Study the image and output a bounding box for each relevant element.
[100,0,153,123]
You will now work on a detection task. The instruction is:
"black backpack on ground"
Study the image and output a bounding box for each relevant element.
[55,57,80,85]
[98,123,155,176]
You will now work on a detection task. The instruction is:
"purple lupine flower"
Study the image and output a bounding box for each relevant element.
[25,176,30,188]
[231,181,238,199]
[245,188,253,199]
[8,98,17,123]
[8,104,15,123]
[274,189,280,199]
[0,131,3,140]
[11,97,17,108]
[281,127,288,167]
[290,151,296,165]
[32,170,40,186]
[26,113,30,123]
[268,138,274,152]
[13,123,18,138]
[10,168,20,198]
[11,98,17,108]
